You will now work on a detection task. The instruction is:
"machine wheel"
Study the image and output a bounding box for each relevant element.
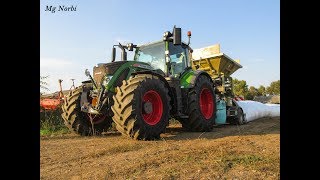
[181,75,216,131]
[111,74,171,140]
[61,87,112,136]
[235,108,246,125]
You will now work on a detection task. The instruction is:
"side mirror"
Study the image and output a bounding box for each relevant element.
[173,27,181,45]
[85,69,90,77]
[111,47,116,62]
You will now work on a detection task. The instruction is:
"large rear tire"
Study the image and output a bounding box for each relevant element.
[180,75,216,131]
[111,74,171,140]
[61,87,112,136]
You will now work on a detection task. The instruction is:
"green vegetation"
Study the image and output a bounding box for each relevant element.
[266,80,280,95]
[40,107,69,136]
[257,85,266,96]
[233,79,249,97]
[233,79,280,100]
[40,75,68,136]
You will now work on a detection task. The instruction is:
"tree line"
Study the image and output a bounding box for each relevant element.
[233,79,280,100]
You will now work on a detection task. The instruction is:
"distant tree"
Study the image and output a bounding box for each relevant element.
[233,78,248,97]
[266,80,280,95]
[257,85,266,96]
[245,93,253,100]
[40,75,49,95]
[247,86,259,100]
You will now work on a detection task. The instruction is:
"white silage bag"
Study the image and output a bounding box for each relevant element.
[236,100,280,122]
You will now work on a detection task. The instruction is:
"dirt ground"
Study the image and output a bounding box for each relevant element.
[40,117,280,180]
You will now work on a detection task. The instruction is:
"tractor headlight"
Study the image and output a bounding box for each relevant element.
[103,75,113,86]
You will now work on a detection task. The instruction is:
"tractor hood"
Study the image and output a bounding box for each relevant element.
[93,61,127,86]
[93,61,154,87]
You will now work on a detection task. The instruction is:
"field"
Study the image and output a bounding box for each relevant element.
[40,116,280,179]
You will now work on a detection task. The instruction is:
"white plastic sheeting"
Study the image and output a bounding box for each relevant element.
[236,100,280,122]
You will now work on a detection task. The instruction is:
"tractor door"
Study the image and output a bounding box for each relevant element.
[168,42,189,77]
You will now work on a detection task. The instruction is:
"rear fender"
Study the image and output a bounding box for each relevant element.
[180,69,213,88]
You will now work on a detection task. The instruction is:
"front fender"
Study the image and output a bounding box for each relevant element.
[180,69,213,88]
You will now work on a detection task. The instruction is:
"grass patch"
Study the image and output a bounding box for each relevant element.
[108,143,145,154]
[163,168,180,179]
[40,129,50,136]
[91,143,145,158]
[223,154,264,165]
[221,154,266,172]
[40,108,70,136]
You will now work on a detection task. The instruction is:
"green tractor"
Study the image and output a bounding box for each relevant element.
[61,26,243,140]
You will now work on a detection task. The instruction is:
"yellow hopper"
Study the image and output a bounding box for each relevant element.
[191,44,242,77]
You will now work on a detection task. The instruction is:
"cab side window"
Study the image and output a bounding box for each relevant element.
[169,43,187,75]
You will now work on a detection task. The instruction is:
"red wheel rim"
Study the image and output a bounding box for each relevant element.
[86,113,107,124]
[199,88,214,120]
[142,90,163,125]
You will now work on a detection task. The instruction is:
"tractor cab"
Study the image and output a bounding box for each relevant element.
[133,41,166,74]
[109,26,192,78]
[167,41,191,77]
[133,40,191,77]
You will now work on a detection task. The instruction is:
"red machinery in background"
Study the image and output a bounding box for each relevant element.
[40,79,65,111]
[234,96,245,101]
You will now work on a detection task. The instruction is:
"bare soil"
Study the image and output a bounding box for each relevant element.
[40,117,280,180]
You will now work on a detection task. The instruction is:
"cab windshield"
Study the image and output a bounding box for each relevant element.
[134,41,166,73]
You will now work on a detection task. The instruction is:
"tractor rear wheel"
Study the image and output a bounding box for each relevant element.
[61,87,112,135]
[180,75,216,131]
[111,74,171,140]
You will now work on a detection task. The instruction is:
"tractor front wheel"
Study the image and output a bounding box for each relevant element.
[61,87,112,135]
[111,74,171,140]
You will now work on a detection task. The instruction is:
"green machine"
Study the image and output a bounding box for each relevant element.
[61,26,245,140]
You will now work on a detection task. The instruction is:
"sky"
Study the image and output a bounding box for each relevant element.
[40,0,280,93]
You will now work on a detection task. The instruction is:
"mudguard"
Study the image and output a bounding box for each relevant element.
[180,69,213,88]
